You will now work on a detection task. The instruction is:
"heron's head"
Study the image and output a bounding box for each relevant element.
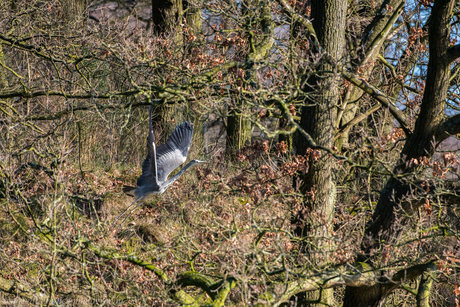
[191,159,209,165]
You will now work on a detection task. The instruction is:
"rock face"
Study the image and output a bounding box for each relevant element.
[433,136,460,179]
[88,1,151,31]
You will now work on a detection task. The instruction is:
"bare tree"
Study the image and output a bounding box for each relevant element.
[0,0,460,306]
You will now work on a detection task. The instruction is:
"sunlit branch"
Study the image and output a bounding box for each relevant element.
[339,68,411,135]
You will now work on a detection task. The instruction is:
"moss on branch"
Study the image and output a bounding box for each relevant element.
[0,275,48,305]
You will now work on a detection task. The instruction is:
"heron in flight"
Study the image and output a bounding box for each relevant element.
[114,106,208,227]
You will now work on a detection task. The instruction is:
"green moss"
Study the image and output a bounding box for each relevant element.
[120,237,143,254]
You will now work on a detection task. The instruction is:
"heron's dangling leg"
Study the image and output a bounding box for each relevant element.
[116,201,146,230]
[112,197,142,228]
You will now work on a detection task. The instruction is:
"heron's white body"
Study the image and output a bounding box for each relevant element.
[114,106,207,228]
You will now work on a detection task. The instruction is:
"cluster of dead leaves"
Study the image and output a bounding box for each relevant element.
[226,142,325,206]
[281,148,321,176]
[232,140,269,163]
[408,152,459,178]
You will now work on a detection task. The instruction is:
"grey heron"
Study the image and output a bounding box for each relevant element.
[114,106,208,227]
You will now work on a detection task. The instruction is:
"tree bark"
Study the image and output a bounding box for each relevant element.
[184,0,201,35]
[61,0,87,21]
[151,0,185,140]
[226,2,274,153]
[226,106,252,151]
[416,263,436,307]
[152,0,183,43]
[343,0,456,305]
[0,275,48,305]
[0,44,8,90]
[293,0,346,305]
[364,0,454,255]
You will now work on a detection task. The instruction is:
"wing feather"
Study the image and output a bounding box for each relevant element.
[137,107,159,188]
[156,121,193,183]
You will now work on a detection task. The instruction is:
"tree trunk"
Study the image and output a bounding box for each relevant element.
[343,0,455,305]
[184,0,201,35]
[151,0,185,139]
[226,2,274,153]
[226,106,252,151]
[223,0,250,153]
[61,0,87,20]
[0,44,8,90]
[293,0,346,305]
[152,0,183,44]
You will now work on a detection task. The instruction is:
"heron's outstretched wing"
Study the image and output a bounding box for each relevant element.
[155,121,193,183]
[137,106,159,188]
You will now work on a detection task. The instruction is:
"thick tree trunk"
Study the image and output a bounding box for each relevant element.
[61,0,87,20]
[226,106,252,151]
[0,44,8,90]
[151,0,201,139]
[152,0,183,43]
[184,0,201,35]
[293,0,346,305]
[226,2,273,153]
[151,0,186,139]
[343,0,455,305]
[364,0,453,256]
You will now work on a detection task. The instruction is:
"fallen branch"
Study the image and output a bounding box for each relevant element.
[0,275,48,305]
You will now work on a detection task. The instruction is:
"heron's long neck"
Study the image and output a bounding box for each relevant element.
[160,161,197,192]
